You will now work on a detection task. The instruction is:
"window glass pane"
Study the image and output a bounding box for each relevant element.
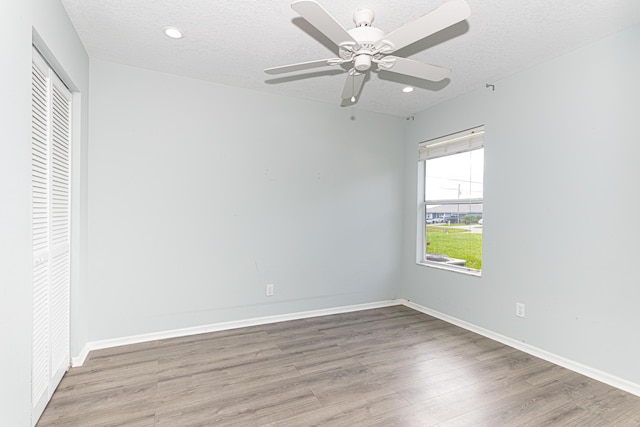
[425,204,483,271]
[425,148,484,202]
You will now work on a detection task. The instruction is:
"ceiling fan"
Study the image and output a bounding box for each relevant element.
[265,0,471,105]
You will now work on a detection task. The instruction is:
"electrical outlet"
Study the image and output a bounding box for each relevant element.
[265,284,274,296]
[516,302,525,318]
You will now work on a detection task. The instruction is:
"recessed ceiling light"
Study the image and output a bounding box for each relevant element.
[163,27,183,39]
[402,86,414,93]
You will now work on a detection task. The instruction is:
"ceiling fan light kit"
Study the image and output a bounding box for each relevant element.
[265,0,471,105]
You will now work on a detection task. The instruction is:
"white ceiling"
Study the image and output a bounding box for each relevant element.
[60,0,640,117]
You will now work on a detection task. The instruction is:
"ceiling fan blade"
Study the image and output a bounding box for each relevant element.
[381,57,451,81]
[264,59,342,75]
[341,69,366,102]
[376,0,470,53]
[291,0,357,48]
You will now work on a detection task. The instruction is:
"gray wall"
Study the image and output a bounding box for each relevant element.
[0,0,89,425]
[1,2,34,424]
[87,60,405,341]
[400,24,640,385]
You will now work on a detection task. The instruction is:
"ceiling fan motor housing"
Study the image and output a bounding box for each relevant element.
[345,25,386,71]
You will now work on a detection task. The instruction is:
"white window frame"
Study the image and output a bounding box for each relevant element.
[416,126,485,276]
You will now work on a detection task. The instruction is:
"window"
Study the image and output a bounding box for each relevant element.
[417,126,484,275]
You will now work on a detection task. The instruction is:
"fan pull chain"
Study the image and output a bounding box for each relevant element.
[351,70,356,102]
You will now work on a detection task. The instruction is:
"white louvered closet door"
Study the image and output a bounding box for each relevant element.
[31,47,72,426]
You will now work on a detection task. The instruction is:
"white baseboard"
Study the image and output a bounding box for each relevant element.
[71,298,640,398]
[71,299,402,367]
[72,345,91,367]
[401,299,640,398]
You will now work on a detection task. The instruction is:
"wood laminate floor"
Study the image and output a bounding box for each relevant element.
[38,306,640,426]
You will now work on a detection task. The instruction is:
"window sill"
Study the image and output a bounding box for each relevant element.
[416,261,482,277]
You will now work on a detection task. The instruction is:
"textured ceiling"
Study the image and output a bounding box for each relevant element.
[60,0,640,117]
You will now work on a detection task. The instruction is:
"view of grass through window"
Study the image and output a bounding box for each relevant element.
[426,221,482,270]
